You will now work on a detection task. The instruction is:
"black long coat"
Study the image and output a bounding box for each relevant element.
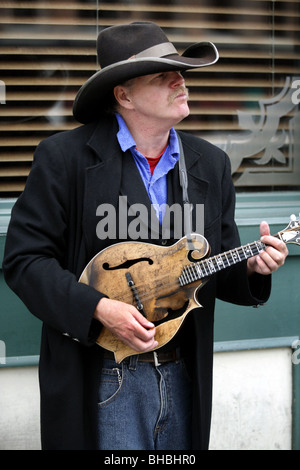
[3,115,270,450]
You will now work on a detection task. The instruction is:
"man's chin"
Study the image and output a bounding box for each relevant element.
[175,104,190,123]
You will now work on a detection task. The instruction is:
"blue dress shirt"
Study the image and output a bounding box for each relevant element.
[115,113,180,224]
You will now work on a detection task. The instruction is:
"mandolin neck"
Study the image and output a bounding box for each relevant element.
[178,238,272,286]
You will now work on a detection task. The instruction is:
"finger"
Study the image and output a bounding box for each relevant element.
[129,335,159,353]
[122,319,158,352]
[261,234,287,251]
[253,253,272,275]
[258,243,287,272]
[258,251,279,273]
[260,221,270,237]
[131,316,156,342]
[96,299,159,352]
[131,308,156,330]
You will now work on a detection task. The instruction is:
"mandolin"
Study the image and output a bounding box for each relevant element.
[79,215,300,363]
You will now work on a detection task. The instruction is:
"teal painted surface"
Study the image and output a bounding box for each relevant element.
[214,254,299,342]
[293,361,300,450]
[0,209,42,358]
[216,191,300,450]
[214,192,300,343]
[1,193,299,356]
[1,192,299,448]
[0,269,41,358]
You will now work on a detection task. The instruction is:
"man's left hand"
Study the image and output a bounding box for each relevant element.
[247,221,288,276]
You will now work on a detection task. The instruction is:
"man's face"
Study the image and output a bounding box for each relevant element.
[118,71,190,127]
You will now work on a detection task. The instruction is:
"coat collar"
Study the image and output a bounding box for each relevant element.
[83,120,210,213]
[177,131,209,203]
[82,120,209,253]
[86,115,121,163]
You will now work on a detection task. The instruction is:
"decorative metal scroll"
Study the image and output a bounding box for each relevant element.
[225,77,300,188]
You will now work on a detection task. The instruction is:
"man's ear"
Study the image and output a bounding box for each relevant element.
[113,85,134,110]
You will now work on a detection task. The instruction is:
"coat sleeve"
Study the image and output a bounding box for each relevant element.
[2,136,104,346]
[216,152,271,306]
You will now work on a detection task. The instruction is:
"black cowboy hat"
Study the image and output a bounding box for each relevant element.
[73,21,219,123]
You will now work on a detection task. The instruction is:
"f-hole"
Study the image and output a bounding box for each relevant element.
[103,257,153,271]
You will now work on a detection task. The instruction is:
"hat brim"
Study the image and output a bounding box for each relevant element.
[73,41,218,124]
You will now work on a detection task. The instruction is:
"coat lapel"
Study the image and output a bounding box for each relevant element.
[82,118,124,254]
[120,149,153,212]
[81,121,211,255]
[174,134,209,234]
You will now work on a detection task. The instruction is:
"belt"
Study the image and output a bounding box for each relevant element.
[103,348,181,364]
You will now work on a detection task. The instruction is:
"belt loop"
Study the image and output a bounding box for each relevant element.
[129,355,138,370]
[153,351,161,367]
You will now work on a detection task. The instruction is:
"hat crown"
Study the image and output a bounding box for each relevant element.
[74,21,219,123]
[97,22,172,69]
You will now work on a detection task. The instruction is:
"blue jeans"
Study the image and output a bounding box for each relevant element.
[97,355,192,450]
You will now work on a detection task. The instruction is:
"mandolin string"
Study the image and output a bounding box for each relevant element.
[101,237,269,308]
[97,225,298,309]
[133,253,234,305]
[117,273,182,306]
[124,251,220,306]
[116,240,267,306]
[110,262,192,306]
[116,251,221,307]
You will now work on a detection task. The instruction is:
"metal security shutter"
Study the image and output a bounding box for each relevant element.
[0,1,98,195]
[0,1,299,195]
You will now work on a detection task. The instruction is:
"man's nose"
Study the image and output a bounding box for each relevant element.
[170,72,185,88]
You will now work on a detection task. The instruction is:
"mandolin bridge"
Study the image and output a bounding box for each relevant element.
[125,272,147,318]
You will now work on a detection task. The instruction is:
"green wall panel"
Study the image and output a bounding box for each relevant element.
[0,193,299,448]
[214,255,299,342]
[0,270,41,358]
[1,193,299,360]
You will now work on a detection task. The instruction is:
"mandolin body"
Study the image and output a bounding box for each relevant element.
[79,215,299,362]
[79,234,209,362]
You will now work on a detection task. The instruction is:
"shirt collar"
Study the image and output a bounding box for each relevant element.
[115,113,180,157]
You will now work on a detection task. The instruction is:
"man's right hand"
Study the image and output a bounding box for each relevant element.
[93,297,158,352]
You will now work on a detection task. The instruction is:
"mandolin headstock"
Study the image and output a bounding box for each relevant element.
[277,214,300,245]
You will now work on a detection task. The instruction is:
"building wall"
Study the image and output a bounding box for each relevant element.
[0,346,294,450]
[1,194,300,450]
[210,347,293,450]
[0,366,40,450]
[0,1,299,449]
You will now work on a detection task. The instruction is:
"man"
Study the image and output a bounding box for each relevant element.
[3,22,288,450]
